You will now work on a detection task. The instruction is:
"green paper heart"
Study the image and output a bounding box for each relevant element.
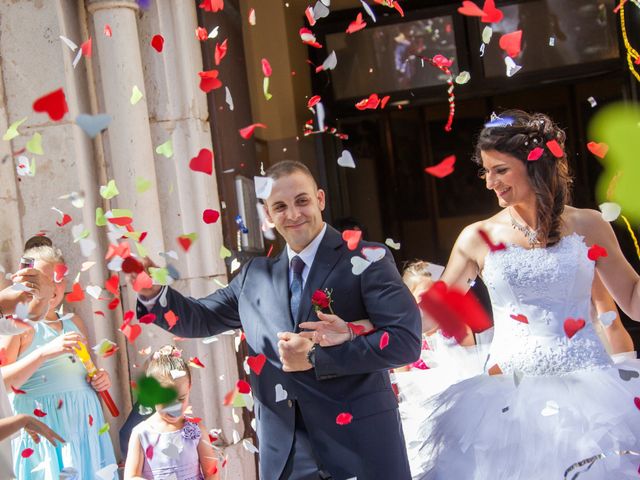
[112,208,133,218]
[219,245,232,259]
[26,132,43,155]
[136,177,151,193]
[100,179,119,200]
[130,85,144,105]
[590,102,640,223]
[3,117,27,141]
[155,139,173,158]
[135,376,177,407]
[96,207,107,227]
[232,393,247,408]
[263,77,272,101]
[135,242,148,258]
[149,267,170,285]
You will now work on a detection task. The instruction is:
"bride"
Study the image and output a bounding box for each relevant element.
[301,110,640,479]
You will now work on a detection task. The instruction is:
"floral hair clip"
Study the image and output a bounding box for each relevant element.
[484,112,514,128]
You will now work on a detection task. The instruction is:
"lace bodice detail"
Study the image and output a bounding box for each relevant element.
[482,233,612,376]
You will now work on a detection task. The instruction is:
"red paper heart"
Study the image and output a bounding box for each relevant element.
[261,58,272,77]
[133,271,153,292]
[108,297,120,310]
[123,310,135,325]
[488,364,503,375]
[199,0,224,12]
[21,448,34,458]
[203,209,220,224]
[346,13,367,34]
[425,155,456,178]
[236,379,251,394]
[121,323,141,343]
[457,1,485,17]
[380,95,391,109]
[499,30,523,58]
[335,412,353,425]
[198,70,223,93]
[342,229,362,250]
[189,357,205,368]
[56,213,72,227]
[195,27,208,41]
[379,331,390,350]
[81,38,92,57]
[587,244,608,261]
[164,310,178,329]
[151,34,164,52]
[11,385,26,395]
[355,93,380,110]
[33,88,68,121]
[121,256,144,274]
[189,148,213,175]
[88,414,93,425]
[65,282,85,303]
[563,318,585,339]
[587,141,609,159]
[53,264,68,283]
[307,95,322,108]
[145,445,154,460]
[105,274,120,295]
[139,313,157,324]
[239,123,267,140]
[215,39,228,65]
[480,0,504,23]
[247,354,267,375]
[634,397,640,410]
[177,235,193,252]
[33,408,46,417]
[527,147,544,161]
[546,140,564,158]
[510,313,529,324]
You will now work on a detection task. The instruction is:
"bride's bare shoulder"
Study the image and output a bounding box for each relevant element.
[563,206,607,235]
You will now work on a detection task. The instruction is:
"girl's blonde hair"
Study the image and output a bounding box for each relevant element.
[402,260,435,291]
[146,345,192,387]
[23,236,65,264]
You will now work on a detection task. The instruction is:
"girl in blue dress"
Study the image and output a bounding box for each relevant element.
[0,239,116,479]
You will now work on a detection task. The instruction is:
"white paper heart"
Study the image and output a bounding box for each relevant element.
[316,101,325,131]
[225,86,234,111]
[385,238,401,250]
[455,71,471,84]
[322,51,338,71]
[337,150,356,168]
[76,114,112,138]
[599,202,622,222]
[161,442,181,459]
[85,285,101,299]
[170,369,187,379]
[512,369,524,388]
[505,57,522,77]
[161,402,183,417]
[254,176,274,199]
[351,256,371,275]
[107,256,124,272]
[361,247,385,263]
[242,438,259,454]
[313,0,330,19]
[96,464,119,480]
[541,400,559,416]
[598,310,617,328]
[361,0,376,21]
[208,26,220,39]
[59,35,78,51]
[482,26,493,44]
[275,383,288,402]
[251,417,257,431]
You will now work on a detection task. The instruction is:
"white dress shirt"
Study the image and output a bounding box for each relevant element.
[286,223,327,289]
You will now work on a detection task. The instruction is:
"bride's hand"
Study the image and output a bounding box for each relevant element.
[299,312,352,347]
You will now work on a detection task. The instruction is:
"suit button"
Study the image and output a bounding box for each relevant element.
[287,400,293,408]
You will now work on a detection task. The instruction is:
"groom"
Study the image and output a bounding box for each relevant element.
[133,160,422,479]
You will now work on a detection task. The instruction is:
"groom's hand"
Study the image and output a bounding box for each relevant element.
[277,332,314,372]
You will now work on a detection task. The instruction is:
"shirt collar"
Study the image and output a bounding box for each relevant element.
[286,223,327,269]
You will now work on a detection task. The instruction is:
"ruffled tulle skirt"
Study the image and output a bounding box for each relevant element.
[412,358,640,480]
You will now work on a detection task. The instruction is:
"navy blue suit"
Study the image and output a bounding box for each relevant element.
[138,226,422,479]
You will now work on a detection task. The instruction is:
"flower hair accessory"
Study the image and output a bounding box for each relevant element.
[153,345,182,360]
[311,288,334,314]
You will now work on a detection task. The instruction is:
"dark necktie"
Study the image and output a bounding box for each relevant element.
[289,256,305,323]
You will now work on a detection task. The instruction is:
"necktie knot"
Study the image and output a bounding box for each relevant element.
[291,256,305,275]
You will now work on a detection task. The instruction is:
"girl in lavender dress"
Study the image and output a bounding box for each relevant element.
[124,345,219,480]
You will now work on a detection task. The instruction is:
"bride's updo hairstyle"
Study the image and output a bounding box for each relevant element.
[474,110,573,247]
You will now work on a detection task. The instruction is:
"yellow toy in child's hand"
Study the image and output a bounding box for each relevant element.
[73,342,120,417]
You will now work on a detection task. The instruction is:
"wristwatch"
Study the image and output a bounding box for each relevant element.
[306,343,318,367]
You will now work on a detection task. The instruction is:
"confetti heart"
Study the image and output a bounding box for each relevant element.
[26,133,43,155]
[527,147,544,161]
[53,264,68,283]
[164,310,178,329]
[541,400,559,416]
[33,408,47,417]
[139,313,156,324]
[346,12,366,34]
[320,51,337,71]
[587,141,609,159]
[189,148,213,175]
[510,313,528,324]
[342,230,362,250]
[215,39,228,65]
[248,8,256,25]
[133,271,153,292]
[355,93,380,110]
[239,123,267,139]
[350,256,371,275]
[361,247,385,263]
[454,71,471,84]
[151,34,164,52]
[546,140,564,158]
[619,369,639,381]
[198,70,222,93]
[598,202,621,222]
[219,245,232,259]
[135,376,177,407]
[237,380,251,394]
[21,448,34,458]
[457,1,485,17]
[100,179,119,199]
[202,209,220,224]
[563,318,585,339]
[478,229,506,252]
[130,85,144,105]
[425,155,456,178]
[199,0,224,12]
[504,57,522,77]
[379,331,390,350]
[3,117,27,141]
[254,176,273,200]
[65,282,85,303]
[480,0,504,23]
[161,442,180,459]
[33,88,68,121]
[385,238,401,250]
[337,150,356,168]
[247,354,266,375]
[335,412,353,425]
[587,244,607,261]
[313,0,330,19]
[598,310,616,328]
[635,397,640,410]
[86,285,102,299]
[76,114,112,138]
[499,30,523,58]
[275,383,288,402]
[121,323,142,343]
[155,139,173,158]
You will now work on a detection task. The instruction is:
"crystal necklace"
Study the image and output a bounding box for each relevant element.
[509,208,539,247]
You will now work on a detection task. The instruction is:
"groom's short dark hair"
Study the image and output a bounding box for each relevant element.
[266,160,317,188]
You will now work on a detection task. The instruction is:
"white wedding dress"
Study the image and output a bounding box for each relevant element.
[416,233,640,479]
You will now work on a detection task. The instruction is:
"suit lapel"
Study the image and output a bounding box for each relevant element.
[295,227,344,329]
[271,251,294,328]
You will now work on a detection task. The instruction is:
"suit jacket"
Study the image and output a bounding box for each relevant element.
[138,226,422,479]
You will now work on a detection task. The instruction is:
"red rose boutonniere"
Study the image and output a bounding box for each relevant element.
[311,288,334,314]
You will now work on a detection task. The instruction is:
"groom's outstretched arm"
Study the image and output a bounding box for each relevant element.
[136,261,252,338]
[312,248,422,380]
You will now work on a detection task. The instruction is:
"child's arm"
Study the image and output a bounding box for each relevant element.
[123,428,146,480]
[71,314,111,392]
[197,423,220,480]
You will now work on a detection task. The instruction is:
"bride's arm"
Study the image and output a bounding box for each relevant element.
[441,223,485,291]
[581,210,640,320]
